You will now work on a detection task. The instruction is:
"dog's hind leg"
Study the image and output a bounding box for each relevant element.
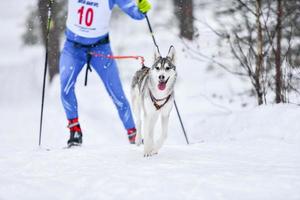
[153,112,170,154]
[131,87,143,146]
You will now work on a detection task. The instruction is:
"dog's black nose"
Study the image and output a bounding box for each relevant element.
[159,75,165,80]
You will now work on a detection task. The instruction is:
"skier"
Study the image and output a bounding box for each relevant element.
[59,0,151,146]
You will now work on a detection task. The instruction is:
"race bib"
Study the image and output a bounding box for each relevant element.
[67,0,112,38]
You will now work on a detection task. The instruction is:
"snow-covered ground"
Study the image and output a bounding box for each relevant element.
[0,1,299,200]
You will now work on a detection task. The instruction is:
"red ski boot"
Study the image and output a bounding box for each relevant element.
[67,118,83,147]
[127,128,137,144]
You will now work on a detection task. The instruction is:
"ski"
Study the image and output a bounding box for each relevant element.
[64,143,82,149]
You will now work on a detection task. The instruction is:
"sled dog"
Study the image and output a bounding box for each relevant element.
[131,46,177,156]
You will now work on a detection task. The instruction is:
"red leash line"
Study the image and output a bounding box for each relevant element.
[89,52,145,66]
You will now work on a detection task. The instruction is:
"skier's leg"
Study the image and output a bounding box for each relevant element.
[90,44,136,131]
[59,41,86,120]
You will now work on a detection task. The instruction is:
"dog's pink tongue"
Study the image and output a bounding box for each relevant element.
[158,82,166,90]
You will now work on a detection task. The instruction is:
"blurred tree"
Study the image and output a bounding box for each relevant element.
[282,0,300,102]
[23,0,66,83]
[211,0,300,104]
[211,0,266,105]
[274,0,283,103]
[255,0,264,105]
[285,0,300,68]
[261,0,300,103]
[173,0,195,40]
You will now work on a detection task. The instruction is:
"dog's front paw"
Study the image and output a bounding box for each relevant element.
[143,148,152,157]
[144,153,151,157]
[143,150,158,157]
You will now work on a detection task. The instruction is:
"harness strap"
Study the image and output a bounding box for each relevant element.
[149,90,172,110]
[68,36,146,86]
[67,35,110,48]
[90,52,145,67]
[68,36,110,86]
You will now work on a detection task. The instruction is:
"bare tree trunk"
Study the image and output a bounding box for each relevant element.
[275,0,283,103]
[255,0,264,105]
[38,0,60,83]
[173,0,194,40]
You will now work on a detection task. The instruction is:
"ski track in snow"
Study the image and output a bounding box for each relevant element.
[0,0,300,200]
[0,143,299,200]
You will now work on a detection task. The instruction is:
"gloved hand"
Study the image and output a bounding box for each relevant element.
[137,0,152,14]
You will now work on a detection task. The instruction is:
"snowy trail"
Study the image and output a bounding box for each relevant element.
[1,142,299,200]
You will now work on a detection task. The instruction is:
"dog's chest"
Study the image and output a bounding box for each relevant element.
[143,91,174,114]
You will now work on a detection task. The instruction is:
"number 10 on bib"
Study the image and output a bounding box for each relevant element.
[78,6,94,27]
[67,1,112,38]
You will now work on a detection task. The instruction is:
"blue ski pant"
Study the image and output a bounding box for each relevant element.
[59,40,135,130]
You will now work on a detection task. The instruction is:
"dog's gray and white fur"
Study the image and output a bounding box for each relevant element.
[131,46,177,156]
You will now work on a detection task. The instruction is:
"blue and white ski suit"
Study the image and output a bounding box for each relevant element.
[60,0,145,130]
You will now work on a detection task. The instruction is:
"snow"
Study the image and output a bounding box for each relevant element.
[0,0,300,200]
[1,142,299,200]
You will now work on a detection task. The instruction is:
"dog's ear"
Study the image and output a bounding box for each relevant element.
[166,45,175,62]
[154,48,160,61]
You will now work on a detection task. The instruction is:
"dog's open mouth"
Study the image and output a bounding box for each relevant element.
[158,77,170,91]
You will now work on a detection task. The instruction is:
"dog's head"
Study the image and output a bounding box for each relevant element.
[150,46,177,92]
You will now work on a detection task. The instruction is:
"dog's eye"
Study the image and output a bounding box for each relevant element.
[155,66,160,70]
[165,66,171,71]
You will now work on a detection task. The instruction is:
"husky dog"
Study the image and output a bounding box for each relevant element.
[131,46,177,156]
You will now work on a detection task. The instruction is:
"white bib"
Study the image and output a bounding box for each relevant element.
[67,0,111,38]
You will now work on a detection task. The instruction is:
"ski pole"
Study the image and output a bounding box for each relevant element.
[174,101,189,144]
[39,0,53,146]
[143,13,190,144]
[145,14,161,56]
